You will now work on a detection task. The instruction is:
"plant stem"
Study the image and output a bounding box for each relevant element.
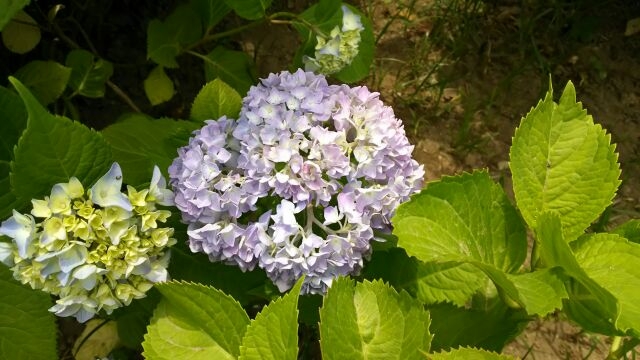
[607,336,640,359]
[50,21,142,113]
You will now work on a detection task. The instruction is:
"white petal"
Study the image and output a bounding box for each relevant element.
[90,163,133,211]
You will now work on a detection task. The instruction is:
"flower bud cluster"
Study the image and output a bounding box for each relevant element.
[304,5,364,75]
[170,70,424,294]
[0,163,175,322]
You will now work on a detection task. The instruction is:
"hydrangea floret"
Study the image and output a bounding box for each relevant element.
[0,163,176,322]
[170,69,424,294]
[303,5,365,75]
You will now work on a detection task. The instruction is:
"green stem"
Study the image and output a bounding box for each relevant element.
[606,336,640,360]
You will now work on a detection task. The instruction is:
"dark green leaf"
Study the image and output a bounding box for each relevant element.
[0,0,30,31]
[65,49,114,98]
[0,265,57,360]
[429,297,529,352]
[14,60,71,105]
[0,85,27,162]
[190,0,231,30]
[204,46,256,94]
[101,114,200,186]
[223,0,271,20]
[147,4,202,68]
[9,77,112,201]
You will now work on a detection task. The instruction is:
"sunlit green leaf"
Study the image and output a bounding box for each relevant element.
[142,281,250,360]
[319,278,431,360]
[427,347,517,360]
[101,114,200,186]
[535,212,621,335]
[361,248,485,307]
[239,278,302,360]
[510,81,620,242]
[14,60,71,105]
[65,49,114,98]
[191,78,242,121]
[9,77,112,202]
[0,265,57,360]
[144,66,175,105]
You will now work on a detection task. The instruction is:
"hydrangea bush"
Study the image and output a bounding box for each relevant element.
[0,163,175,322]
[170,69,424,293]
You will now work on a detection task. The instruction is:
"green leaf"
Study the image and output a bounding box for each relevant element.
[239,278,303,360]
[427,347,517,360]
[392,172,566,315]
[0,0,29,31]
[319,278,432,360]
[168,237,272,306]
[0,162,23,219]
[510,81,621,242]
[114,289,161,350]
[204,46,256,94]
[9,77,112,202]
[190,0,231,30]
[142,281,250,360]
[0,265,57,360]
[65,49,114,98]
[147,4,202,68]
[535,212,620,335]
[144,66,175,106]
[101,114,201,186]
[1,11,40,54]
[14,60,71,105]
[191,78,242,121]
[361,248,485,307]
[0,85,27,162]
[613,220,640,244]
[428,297,529,352]
[394,171,527,272]
[223,0,271,20]
[571,233,640,336]
[506,268,567,317]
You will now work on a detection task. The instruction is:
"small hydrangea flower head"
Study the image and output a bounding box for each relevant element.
[304,5,365,75]
[0,163,176,322]
[171,70,423,294]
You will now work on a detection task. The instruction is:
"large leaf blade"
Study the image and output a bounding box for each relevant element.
[510,81,620,242]
[9,77,112,201]
[142,281,250,359]
[0,265,57,360]
[239,278,302,360]
[319,278,432,360]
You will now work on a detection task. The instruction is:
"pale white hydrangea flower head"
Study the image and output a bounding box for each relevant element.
[303,5,365,75]
[0,163,176,322]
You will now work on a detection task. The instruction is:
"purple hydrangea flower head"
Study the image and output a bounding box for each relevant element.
[170,69,424,294]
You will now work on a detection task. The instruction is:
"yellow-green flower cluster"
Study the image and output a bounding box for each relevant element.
[0,163,175,322]
[303,5,364,75]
